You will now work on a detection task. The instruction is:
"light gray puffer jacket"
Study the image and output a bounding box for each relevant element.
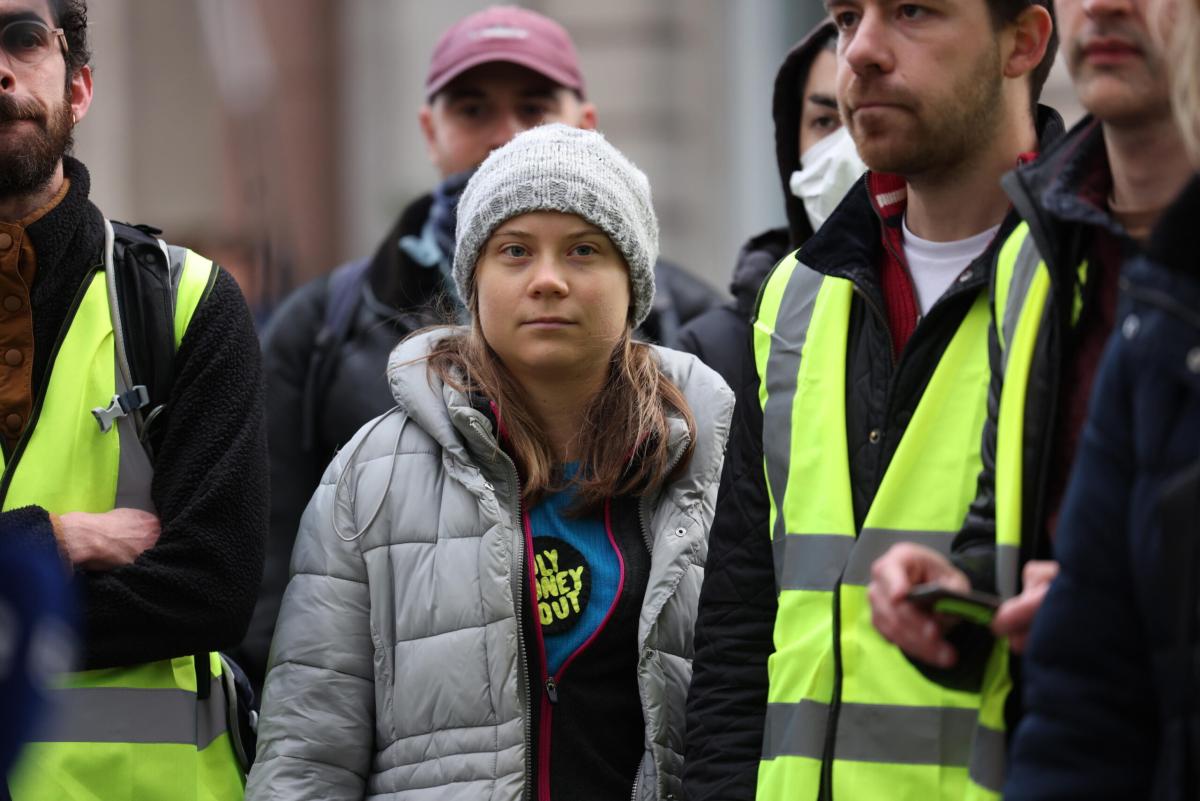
[246,329,734,801]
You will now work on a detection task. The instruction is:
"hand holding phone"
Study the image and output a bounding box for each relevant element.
[868,543,974,668]
[906,582,1001,626]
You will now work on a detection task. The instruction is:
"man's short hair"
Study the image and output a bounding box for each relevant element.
[50,0,90,77]
[987,0,1057,107]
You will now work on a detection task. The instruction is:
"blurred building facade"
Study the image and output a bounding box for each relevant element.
[76,1,1081,316]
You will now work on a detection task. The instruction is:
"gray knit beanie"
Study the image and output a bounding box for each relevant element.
[453,123,659,328]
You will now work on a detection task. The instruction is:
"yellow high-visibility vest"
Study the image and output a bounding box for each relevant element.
[6,224,244,801]
[754,251,1003,800]
[962,222,1089,801]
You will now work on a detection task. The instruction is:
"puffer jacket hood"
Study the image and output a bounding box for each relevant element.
[1000,116,1122,274]
[382,326,735,505]
[248,329,734,801]
[384,330,732,516]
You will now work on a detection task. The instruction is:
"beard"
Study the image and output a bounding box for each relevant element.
[844,41,1005,179]
[0,89,74,199]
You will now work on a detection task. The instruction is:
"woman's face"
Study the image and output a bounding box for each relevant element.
[799,47,842,159]
[475,210,632,385]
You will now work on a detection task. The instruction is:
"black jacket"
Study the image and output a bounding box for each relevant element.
[681,109,1064,801]
[0,157,267,669]
[952,118,1137,591]
[676,228,790,389]
[676,21,835,389]
[1004,176,1200,801]
[237,194,722,693]
[937,120,1144,711]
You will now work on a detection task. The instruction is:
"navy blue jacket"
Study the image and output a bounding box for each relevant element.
[1005,176,1200,801]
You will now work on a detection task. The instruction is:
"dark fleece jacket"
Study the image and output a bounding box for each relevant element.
[0,157,267,669]
[1004,177,1200,801]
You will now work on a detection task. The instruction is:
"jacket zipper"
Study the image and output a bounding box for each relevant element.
[631,501,652,801]
[849,264,985,493]
[0,270,99,504]
[529,498,626,801]
[525,508,555,801]
[496,453,532,801]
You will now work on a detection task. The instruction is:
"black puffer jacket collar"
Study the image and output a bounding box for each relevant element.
[1001,115,1125,273]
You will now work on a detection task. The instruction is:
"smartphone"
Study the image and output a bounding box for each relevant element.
[906,582,1001,626]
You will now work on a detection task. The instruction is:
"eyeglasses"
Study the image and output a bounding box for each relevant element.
[0,19,68,67]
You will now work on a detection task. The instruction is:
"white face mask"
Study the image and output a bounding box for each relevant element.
[788,126,868,231]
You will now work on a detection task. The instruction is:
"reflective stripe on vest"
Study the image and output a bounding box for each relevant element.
[0,242,214,513]
[963,223,1090,801]
[754,253,999,800]
[1,241,242,801]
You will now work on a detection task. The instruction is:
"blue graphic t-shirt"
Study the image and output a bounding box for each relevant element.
[527,470,622,677]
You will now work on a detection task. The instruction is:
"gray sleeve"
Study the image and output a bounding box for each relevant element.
[245,446,375,801]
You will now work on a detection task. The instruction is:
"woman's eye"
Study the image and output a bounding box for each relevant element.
[500,244,529,258]
[899,5,927,20]
[571,244,597,257]
[813,116,840,131]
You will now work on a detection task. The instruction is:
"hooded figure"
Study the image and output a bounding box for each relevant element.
[677,20,862,386]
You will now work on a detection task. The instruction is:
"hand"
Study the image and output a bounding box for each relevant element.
[869,543,971,668]
[55,509,162,570]
[991,560,1058,653]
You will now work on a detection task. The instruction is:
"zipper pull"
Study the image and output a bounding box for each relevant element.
[545,677,558,704]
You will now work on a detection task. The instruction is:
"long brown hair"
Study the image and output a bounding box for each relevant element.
[1168,0,1200,164]
[427,319,696,513]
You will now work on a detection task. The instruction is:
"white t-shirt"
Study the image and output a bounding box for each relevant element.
[902,216,1000,315]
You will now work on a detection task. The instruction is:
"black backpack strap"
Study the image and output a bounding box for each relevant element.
[97,220,177,458]
[300,258,371,453]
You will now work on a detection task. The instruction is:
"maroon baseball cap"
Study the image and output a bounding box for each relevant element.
[425,6,586,101]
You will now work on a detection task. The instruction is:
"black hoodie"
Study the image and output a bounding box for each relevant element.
[676,21,837,388]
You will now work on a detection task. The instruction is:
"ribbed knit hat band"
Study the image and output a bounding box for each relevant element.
[453,124,659,328]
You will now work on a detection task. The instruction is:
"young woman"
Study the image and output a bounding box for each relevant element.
[246,124,733,801]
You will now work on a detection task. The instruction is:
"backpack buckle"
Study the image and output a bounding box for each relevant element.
[92,385,150,433]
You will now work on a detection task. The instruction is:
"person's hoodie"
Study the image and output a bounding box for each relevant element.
[676,20,838,387]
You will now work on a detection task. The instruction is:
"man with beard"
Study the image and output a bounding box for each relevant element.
[867,0,1194,796]
[681,1,1059,800]
[0,1,266,798]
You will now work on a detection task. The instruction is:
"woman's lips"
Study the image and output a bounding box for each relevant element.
[523,317,574,328]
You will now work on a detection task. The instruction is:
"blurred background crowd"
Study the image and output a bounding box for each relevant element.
[74,0,1084,323]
